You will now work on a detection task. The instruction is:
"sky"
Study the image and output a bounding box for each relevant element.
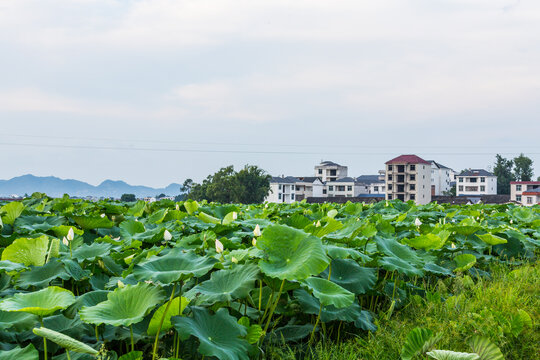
[1,0,539,187]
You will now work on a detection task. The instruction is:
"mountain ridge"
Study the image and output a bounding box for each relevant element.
[0,174,181,198]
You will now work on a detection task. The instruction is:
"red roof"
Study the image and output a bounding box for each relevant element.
[510,181,540,185]
[385,154,430,165]
[522,191,540,195]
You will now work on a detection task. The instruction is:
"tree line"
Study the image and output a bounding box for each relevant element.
[493,153,536,194]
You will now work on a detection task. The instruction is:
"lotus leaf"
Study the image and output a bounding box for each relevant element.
[33,327,98,355]
[404,233,447,250]
[72,216,113,230]
[0,286,76,316]
[79,283,165,326]
[0,202,25,225]
[257,225,329,281]
[454,254,476,273]
[16,260,70,289]
[468,336,504,360]
[72,243,112,261]
[401,327,440,360]
[172,307,249,360]
[476,233,507,246]
[133,249,217,284]
[321,259,376,294]
[147,296,189,336]
[303,277,354,308]
[1,235,50,266]
[426,350,479,360]
[0,344,38,360]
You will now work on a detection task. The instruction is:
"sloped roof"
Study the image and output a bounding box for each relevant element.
[332,177,356,183]
[356,175,384,184]
[296,176,322,183]
[385,154,430,165]
[428,160,452,170]
[319,161,341,166]
[270,176,298,184]
[458,169,495,177]
[510,181,540,185]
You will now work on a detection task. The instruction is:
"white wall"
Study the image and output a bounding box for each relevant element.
[456,176,497,196]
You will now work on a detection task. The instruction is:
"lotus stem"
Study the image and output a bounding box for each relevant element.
[327,263,332,280]
[95,325,99,342]
[308,302,323,344]
[263,279,285,334]
[130,325,134,352]
[40,317,47,360]
[258,279,262,313]
[152,282,177,360]
[66,350,71,360]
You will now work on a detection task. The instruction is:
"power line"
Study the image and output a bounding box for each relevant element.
[1,141,539,156]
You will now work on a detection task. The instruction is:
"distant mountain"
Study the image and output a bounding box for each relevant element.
[0,175,182,198]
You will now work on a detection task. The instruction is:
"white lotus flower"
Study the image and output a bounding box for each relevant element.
[62,237,69,246]
[316,220,321,228]
[175,204,180,211]
[253,224,262,237]
[117,280,125,288]
[232,212,238,220]
[451,243,456,249]
[231,256,238,264]
[252,238,257,246]
[163,230,172,241]
[67,227,75,241]
[100,213,106,218]
[415,218,422,227]
[0,216,3,228]
[215,239,224,254]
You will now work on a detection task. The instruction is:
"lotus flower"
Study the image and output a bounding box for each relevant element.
[100,214,106,218]
[163,230,172,242]
[252,238,257,246]
[175,204,180,211]
[414,218,422,227]
[117,280,125,288]
[215,239,224,254]
[231,256,238,264]
[253,224,262,237]
[315,220,321,228]
[62,237,69,246]
[0,216,3,228]
[67,228,75,241]
[232,212,238,220]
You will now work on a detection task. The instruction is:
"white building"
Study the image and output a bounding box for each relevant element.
[428,160,454,196]
[325,177,363,198]
[356,175,385,195]
[265,176,298,203]
[521,187,540,206]
[314,161,348,182]
[510,181,540,204]
[385,155,432,205]
[456,169,497,196]
[294,177,324,201]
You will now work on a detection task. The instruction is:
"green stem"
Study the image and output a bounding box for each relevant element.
[69,242,72,258]
[66,350,71,360]
[152,282,177,360]
[309,302,323,344]
[40,317,47,360]
[95,325,99,342]
[130,324,134,352]
[258,279,262,313]
[263,279,285,334]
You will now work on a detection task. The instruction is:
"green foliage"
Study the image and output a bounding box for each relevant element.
[120,193,136,202]
[0,286,75,316]
[492,154,514,195]
[512,153,534,181]
[401,327,440,360]
[32,327,98,354]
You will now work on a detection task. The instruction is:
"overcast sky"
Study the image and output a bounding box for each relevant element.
[1,0,539,187]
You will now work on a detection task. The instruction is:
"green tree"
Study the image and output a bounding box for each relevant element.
[513,153,534,181]
[120,193,136,202]
[493,154,514,195]
[442,186,456,196]
[233,165,271,203]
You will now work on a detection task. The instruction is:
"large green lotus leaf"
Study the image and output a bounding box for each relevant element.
[16,260,70,289]
[0,202,25,225]
[0,310,37,332]
[72,243,112,261]
[147,208,168,224]
[14,215,65,233]
[119,220,145,235]
[321,259,376,295]
[323,244,372,262]
[0,260,26,273]
[147,296,189,336]
[62,259,92,281]
[257,225,329,281]
[266,324,314,343]
[50,225,83,239]
[427,350,479,360]
[183,200,199,215]
[188,264,260,303]
[0,286,76,316]
[1,235,50,266]
[468,336,504,360]
[303,277,354,308]
[172,307,249,360]
[476,233,507,246]
[127,201,146,217]
[403,233,447,250]
[376,237,425,277]
[133,249,217,284]
[72,216,113,230]
[130,226,166,244]
[33,327,98,355]
[65,290,109,318]
[0,344,38,360]
[401,327,439,360]
[424,263,453,276]
[79,283,165,326]
[454,254,476,273]
[379,257,425,277]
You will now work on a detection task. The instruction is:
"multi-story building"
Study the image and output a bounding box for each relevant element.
[266,176,298,203]
[314,161,348,182]
[456,170,497,196]
[428,160,454,196]
[294,177,324,201]
[510,181,540,203]
[356,175,386,195]
[326,177,363,198]
[385,155,431,205]
[521,187,540,206]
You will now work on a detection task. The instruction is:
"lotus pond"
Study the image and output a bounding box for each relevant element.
[0,195,538,360]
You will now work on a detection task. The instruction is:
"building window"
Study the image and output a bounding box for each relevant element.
[346,194,352,197]
[290,185,294,192]
[374,186,378,191]
[516,195,522,201]
[410,174,415,181]
[388,165,393,171]
[388,194,392,199]
[410,184,415,190]
[410,194,415,200]
[291,194,295,200]
[278,193,282,199]
[318,169,322,174]
[328,186,333,191]
[459,177,463,182]
[410,165,415,171]
[459,185,463,191]
[465,186,478,191]
[527,197,533,204]
[480,177,485,182]
[516,185,522,191]
[470,178,477,183]
[296,186,300,191]
[337,186,345,191]
[347,186,352,191]
[278,184,282,190]
[480,186,485,191]
[388,175,393,181]
[322,189,327,194]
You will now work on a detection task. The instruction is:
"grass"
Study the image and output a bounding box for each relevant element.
[266,261,540,360]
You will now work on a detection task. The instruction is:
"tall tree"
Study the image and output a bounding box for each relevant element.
[513,153,534,181]
[493,154,514,195]
[233,165,271,203]
[120,193,136,202]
